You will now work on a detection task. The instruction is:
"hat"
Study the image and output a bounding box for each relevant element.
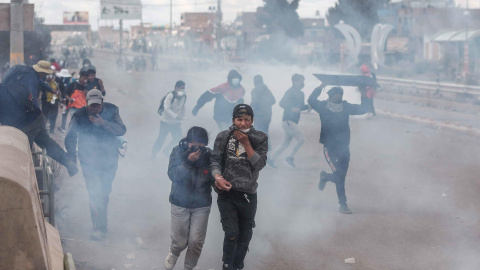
[33,60,53,74]
[57,69,71,78]
[86,89,103,105]
[232,104,254,118]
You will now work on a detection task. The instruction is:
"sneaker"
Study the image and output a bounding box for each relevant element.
[65,161,79,177]
[222,264,232,270]
[339,204,353,214]
[90,230,106,241]
[58,127,66,133]
[284,157,296,168]
[267,159,277,168]
[318,171,328,191]
[165,251,179,270]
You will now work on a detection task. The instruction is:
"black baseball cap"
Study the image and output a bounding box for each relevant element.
[232,104,254,118]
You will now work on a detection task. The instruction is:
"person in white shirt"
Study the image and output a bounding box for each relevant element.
[152,81,187,158]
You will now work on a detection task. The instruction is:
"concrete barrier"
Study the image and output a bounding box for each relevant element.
[0,126,64,270]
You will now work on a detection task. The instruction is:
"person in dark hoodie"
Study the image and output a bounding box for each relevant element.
[192,70,245,131]
[268,74,309,168]
[164,126,213,270]
[250,75,276,139]
[308,86,368,214]
[211,104,268,270]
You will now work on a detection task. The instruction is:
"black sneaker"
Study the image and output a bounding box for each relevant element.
[318,171,328,191]
[339,204,353,214]
[223,263,232,270]
[284,157,296,168]
[267,159,277,168]
[58,127,66,133]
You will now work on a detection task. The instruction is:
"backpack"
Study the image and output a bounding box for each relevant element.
[157,92,186,115]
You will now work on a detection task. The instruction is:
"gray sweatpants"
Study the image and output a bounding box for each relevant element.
[271,120,305,160]
[170,204,211,269]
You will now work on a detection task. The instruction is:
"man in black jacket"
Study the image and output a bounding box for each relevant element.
[308,86,368,214]
[65,89,126,240]
[211,104,268,270]
[269,74,309,168]
[250,75,276,139]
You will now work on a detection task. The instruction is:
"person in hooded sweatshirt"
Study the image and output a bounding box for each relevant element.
[192,70,245,131]
[308,86,368,214]
[268,74,309,168]
[250,75,276,140]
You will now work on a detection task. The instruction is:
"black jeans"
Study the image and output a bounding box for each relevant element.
[323,146,350,206]
[21,114,69,167]
[152,121,182,156]
[361,97,376,115]
[81,163,118,232]
[42,101,59,132]
[217,190,257,270]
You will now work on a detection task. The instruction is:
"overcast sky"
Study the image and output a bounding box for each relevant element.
[0,0,477,30]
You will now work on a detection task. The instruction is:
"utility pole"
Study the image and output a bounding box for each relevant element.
[10,0,24,65]
[169,0,172,35]
[119,19,123,59]
[216,0,222,50]
[464,0,469,83]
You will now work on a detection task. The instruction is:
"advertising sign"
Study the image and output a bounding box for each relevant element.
[101,0,142,20]
[63,11,89,25]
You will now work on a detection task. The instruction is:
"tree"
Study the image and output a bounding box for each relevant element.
[257,0,304,38]
[326,0,390,38]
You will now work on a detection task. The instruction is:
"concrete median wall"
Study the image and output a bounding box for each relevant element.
[0,126,51,270]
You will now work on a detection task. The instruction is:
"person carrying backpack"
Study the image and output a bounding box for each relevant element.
[152,80,187,158]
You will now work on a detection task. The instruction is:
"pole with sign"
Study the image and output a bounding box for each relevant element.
[100,0,142,61]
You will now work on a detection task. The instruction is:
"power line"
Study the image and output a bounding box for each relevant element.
[70,0,217,8]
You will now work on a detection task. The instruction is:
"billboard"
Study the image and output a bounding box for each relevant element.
[101,0,142,20]
[63,11,89,25]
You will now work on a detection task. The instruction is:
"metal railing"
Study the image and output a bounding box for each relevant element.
[377,76,480,99]
[32,148,55,226]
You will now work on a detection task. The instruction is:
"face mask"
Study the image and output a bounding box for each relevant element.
[331,99,343,104]
[231,78,240,86]
[240,128,250,133]
[176,90,185,96]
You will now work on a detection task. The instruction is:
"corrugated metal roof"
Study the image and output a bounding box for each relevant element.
[432,30,480,42]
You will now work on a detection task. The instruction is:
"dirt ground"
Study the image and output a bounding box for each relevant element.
[53,54,480,270]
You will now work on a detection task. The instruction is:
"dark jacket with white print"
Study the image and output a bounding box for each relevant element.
[210,125,268,194]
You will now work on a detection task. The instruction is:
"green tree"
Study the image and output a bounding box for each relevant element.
[257,0,304,38]
[326,0,390,38]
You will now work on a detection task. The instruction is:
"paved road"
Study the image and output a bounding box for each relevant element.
[55,54,480,270]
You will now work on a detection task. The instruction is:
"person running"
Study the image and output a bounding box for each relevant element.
[86,66,106,96]
[308,86,368,214]
[268,74,309,168]
[250,75,276,140]
[192,70,245,131]
[360,65,377,117]
[65,89,126,240]
[211,104,268,270]
[164,126,213,270]
[65,69,89,117]
[41,69,63,134]
[152,80,187,158]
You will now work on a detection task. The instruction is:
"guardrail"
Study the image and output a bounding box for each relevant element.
[377,76,480,98]
[32,148,55,226]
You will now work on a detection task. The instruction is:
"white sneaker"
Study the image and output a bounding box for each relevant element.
[165,251,179,270]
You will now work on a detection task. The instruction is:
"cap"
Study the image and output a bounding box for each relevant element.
[86,89,103,105]
[33,60,53,74]
[232,104,254,118]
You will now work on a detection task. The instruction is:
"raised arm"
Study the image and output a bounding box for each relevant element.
[308,84,326,113]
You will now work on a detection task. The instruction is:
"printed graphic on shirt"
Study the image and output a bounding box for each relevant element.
[227,135,247,159]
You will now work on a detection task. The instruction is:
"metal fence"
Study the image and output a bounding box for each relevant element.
[32,148,55,226]
[377,76,480,99]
